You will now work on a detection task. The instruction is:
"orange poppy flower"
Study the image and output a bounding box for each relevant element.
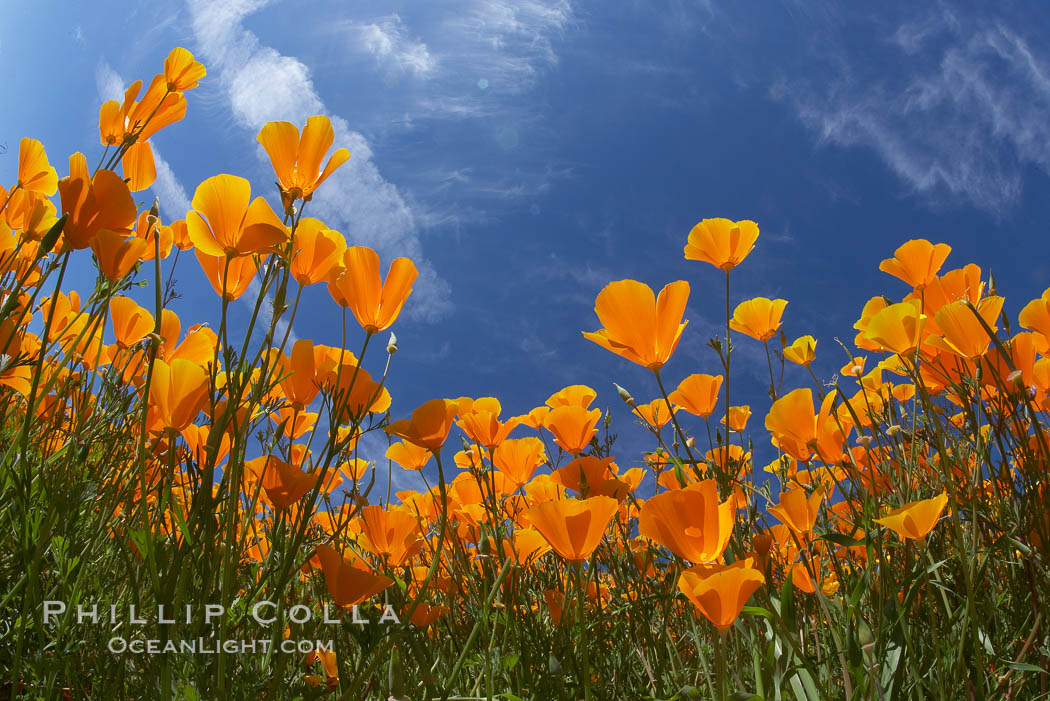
[289,218,346,286]
[386,398,460,451]
[147,358,209,432]
[927,297,1003,359]
[721,405,751,432]
[328,246,417,335]
[639,479,734,564]
[544,405,602,455]
[163,47,206,91]
[186,174,287,257]
[358,505,423,567]
[256,115,351,208]
[729,297,787,342]
[873,492,949,541]
[678,558,765,631]
[122,141,156,192]
[633,398,677,429]
[582,279,689,371]
[314,544,393,609]
[58,152,137,250]
[765,388,818,462]
[386,440,434,471]
[783,335,817,366]
[553,456,618,497]
[195,250,259,301]
[457,397,521,448]
[109,297,154,349]
[683,218,759,271]
[768,486,825,536]
[506,527,554,567]
[524,495,619,564]
[271,407,317,440]
[668,373,723,417]
[853,296,890,352]
[879,239,951,290]
[863,300,925,356]
[492,436,546,487]
[17,138,58,196]
[256,457,319,509]
[1018,288,1050,337]
[545,384,597,409]
[277,339,326,411]
[90,229,148,282]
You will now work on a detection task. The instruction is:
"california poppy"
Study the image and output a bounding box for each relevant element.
[492,437,546,487]
[729,297,787,342]
[195,250,259,301]
[879,239,951,290]
[17,138,58,196]
[386,440,434,471]
[783,335,817,366]
[863,300,925,356]
[639,479,734,564]
[258,457,318,509]
[314,543,393,608]
[256,116,351,208]
[668,373,722,417]
[524,495,619,564]
[58,153,137,250]
[544,405,602,455]
[109,297,154,349]
[873,492,949,541]
[928,297,1003,359]
[1019,288,1050,338]
[147,358,209,432]
[90,229,148,282]
[329,246,417,334]
[765,388,818,462]
[545,384,597,409]
[289,218,346,286]
[186,174,287,257]
[386,398,459,451]
[683,218,759,271]
[163,47,206,92]
[768,486,824,536]
[582,279,689,371]
[458,397,521,449]
[121,141,156,192]
[358,505,423,567]
[678,558,765,631]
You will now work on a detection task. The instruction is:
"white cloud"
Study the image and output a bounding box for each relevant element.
[349,14,436,77]
[185,0,453,323]
[786,14,1050,214]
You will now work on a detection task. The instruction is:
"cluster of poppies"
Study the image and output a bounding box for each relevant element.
[3,45,1047,695]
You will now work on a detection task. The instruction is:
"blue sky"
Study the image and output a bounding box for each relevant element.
[4,0,1050,495]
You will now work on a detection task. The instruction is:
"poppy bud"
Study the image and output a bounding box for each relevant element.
[38,214,67,256]
[387,332,398,354]
[858,435,872,448]
[613,383,635,406]
[684,436,696,449]
[886,424,900,437]
[1007,369,1024,387]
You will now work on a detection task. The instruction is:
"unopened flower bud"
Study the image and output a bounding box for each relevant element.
[613,383,635,406]
[684,436,696,449]
[149,197,160,219]
[857,435,872,448]
[1007,369,1024,387]
[386,332,398,354]
[886,424,901,437]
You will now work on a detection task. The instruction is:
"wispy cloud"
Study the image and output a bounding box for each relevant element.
[344,14,436,78]
[782,10,1050,214]
[186,0,453,323]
